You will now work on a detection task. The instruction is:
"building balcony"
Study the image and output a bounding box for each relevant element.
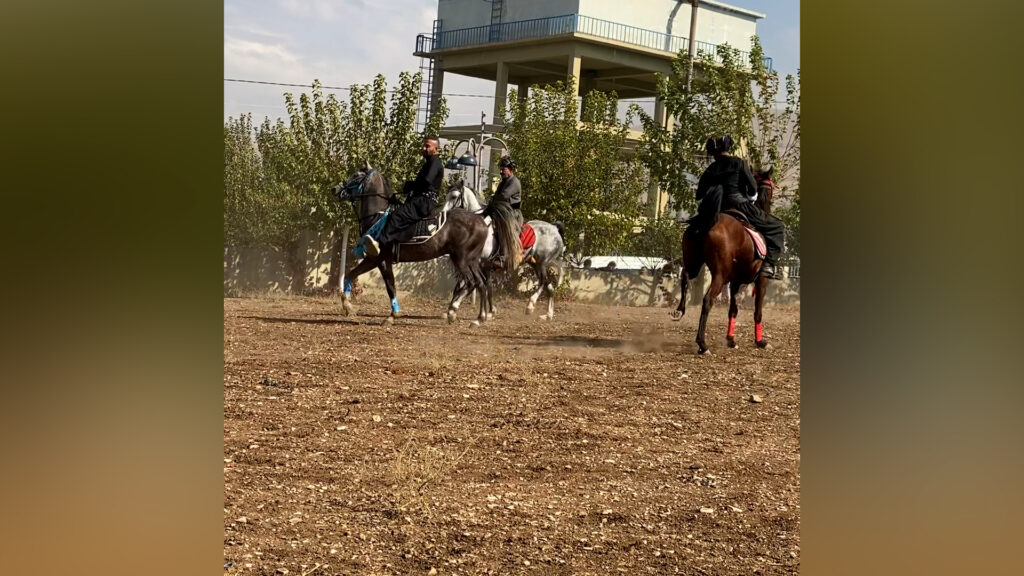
[415,13,771,72]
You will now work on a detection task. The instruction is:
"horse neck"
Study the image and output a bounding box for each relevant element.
[356,175,390,232]
[463,187,482,212]
[756,185,773,214]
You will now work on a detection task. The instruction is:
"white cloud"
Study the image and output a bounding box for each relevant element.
[224,23,290,41]
[224,36,314,83]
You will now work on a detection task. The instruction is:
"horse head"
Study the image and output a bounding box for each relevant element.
[754,166,775,214]
[333,168,373,203]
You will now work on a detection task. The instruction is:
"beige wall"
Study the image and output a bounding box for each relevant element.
[435,0,760,51]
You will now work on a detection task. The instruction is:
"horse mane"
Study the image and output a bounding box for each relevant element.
[755,177,774,215]
[373,171,395,198]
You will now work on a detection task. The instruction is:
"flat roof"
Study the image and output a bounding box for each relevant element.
[702,0,766,20]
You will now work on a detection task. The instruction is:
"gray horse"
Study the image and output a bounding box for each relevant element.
[443,181,567,320]
[332,166,490,325]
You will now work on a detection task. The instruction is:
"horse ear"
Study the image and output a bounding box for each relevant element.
[364,159,373,172]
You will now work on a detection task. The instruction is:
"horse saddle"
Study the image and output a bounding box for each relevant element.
[405,208,447,243]
[722,210,767,260]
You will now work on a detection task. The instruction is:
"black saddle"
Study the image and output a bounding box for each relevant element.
[406,209,447,242]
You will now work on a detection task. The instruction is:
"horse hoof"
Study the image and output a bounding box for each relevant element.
[383,316,394,326]
[539,314,550,321]
[727,337,737,348]
[486,313,494,321]
[526,305,535,315]
[755,339,768,349]
[447,311,457,324]
[670,310,683,321]
[342,301,354,316]
[470,320,480,327]
[698,345,710,355]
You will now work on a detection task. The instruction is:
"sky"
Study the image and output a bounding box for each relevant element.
[224,0,799,126]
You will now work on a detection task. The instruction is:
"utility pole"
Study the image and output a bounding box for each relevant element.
[686,0,699,93]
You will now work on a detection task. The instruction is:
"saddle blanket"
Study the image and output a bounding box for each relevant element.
[353,211,389,259]
[722,209,766,260]
[520,223,536,251]
[745,227,767,260]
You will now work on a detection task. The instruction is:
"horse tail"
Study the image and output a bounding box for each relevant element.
[491,203,522,273]
[553,221,565,240]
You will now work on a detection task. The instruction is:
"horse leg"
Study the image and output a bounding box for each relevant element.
[753,274,769,348]
[528,262,546,316]
[727,280,742,348]
[341,256,379,316]
[447,254,476,324]
[544,261,562,320]
[380,259,400,324]
[482,265,495,320]
[473,264,490,325]
[672,273,688,321]
[697,274,726,355]
[543,273,557,320]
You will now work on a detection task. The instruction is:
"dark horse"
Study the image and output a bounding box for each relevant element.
[332,164,492,324]
[671,167,777,354]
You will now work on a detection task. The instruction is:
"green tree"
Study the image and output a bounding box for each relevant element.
[635,36,800,256]
[501,81,647,262]
[224,114,269,247]
[751,66,800,258]
[223,74,449,291]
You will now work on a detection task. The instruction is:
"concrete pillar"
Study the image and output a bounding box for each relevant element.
[493,61,509,121]
[567,54,582,97]
[654,96,667,128]
[485,62,511,190]
[646,97,668,219]
[517,83,529,105]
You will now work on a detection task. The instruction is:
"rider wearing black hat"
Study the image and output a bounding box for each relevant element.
[481,156,524,267]
[483,157,522,224]
[695,136,786,279]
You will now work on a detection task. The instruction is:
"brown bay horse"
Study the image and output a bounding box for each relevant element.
[671,168,777,354]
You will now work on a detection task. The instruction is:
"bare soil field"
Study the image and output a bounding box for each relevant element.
[224,295,800,575]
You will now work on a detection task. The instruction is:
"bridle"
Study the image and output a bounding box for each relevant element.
[336,170,392,202]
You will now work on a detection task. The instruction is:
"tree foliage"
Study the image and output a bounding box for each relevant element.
[223,74,448,250]
[635,36,800,229]
[501,81,647,261]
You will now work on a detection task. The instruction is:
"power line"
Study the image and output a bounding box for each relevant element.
[225,78,791,104]
[224,78,494,99]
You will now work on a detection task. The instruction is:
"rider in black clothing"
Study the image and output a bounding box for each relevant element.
[363,137,443,257]
[695,136,786,279]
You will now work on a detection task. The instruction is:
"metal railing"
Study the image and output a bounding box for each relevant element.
[417,14,772,71]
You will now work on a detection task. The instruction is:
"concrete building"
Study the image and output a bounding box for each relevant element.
[414,0,769,217]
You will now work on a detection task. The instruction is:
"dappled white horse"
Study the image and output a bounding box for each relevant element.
[442,180,566,320]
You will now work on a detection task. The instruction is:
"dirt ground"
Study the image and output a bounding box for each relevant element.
[224,294,800,576]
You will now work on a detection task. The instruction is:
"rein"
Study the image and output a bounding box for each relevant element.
[339,170,393,233]
[342,170,393,202]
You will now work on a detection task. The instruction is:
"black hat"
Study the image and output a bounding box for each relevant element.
[705,136,733,155]
[499,157,516,170]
